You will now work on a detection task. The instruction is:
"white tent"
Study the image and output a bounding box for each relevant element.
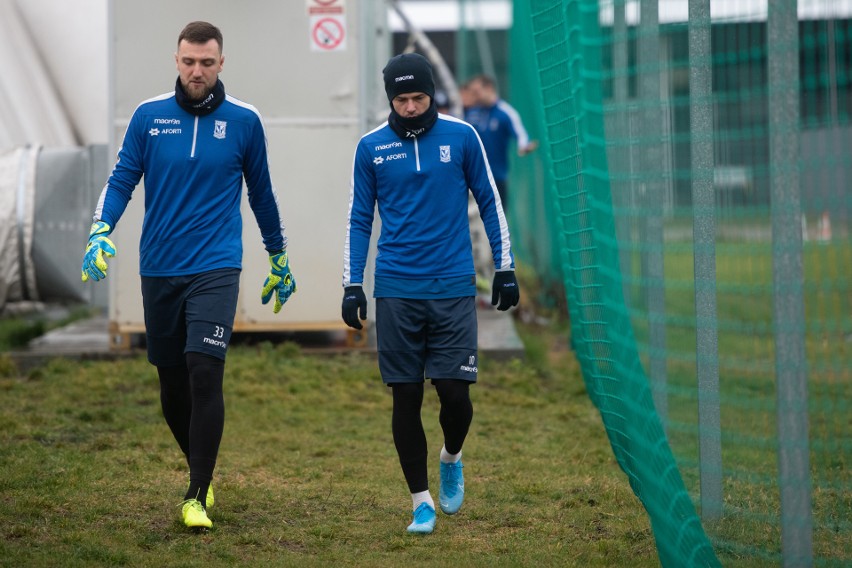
[0,0,108,310]
[0,0,108,151]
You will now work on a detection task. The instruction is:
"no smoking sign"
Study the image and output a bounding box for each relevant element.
[307,0,346,52]
[310,15,346,51]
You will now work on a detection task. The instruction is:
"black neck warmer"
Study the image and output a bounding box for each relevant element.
[174,77,226,116]
[388,100,438,139]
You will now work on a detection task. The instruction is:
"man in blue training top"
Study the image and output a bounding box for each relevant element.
[342,53,520,535]
[464,74,538,210]
[81,21,296,530]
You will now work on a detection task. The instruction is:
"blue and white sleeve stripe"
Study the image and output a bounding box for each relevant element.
[447,115,514,271]
[497,99,530,149]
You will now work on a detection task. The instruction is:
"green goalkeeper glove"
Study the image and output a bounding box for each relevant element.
[261,251,296,313]
[81,221,116,282]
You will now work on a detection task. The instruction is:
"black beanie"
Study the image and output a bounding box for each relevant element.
[383,53,435,102]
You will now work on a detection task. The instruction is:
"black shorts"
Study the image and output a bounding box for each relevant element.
[141,268,240,366]
[376,297,478,384]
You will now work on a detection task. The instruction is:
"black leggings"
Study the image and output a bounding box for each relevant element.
[157,352,225,501]
[391,380,473,493]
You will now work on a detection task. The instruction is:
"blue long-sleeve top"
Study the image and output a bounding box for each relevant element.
[343,113,514,292]
[464,99,530,181]
[94,91,287,276]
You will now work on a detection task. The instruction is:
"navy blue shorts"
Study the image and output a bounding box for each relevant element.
[141,268,240,366]
[376,297,478,384]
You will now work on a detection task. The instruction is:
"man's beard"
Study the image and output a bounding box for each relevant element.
[183,81,213,102]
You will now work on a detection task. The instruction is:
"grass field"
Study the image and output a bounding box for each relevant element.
[1,239,846,567]
[621,238,851,565]
[0,326,660,568]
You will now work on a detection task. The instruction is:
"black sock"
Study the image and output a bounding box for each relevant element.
[434,380,473,455]
[157,363,192,459]
[183,352,225,506]
[185,478,210,508]
[391,383,428,493]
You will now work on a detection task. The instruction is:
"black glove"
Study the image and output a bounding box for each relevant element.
[491,271,520,311]
[342,285,368,329]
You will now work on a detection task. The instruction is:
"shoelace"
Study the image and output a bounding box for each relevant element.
[413,504,434,523]
[442,462,463,482]
[179,498,204,512]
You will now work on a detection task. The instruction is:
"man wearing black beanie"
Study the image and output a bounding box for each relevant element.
[342,52,520,535]
[383,52,436,100]
[382,53,438,140]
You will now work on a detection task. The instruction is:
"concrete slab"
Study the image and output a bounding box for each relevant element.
[7,315,126,374]
[26,315,112,355]
[476,303,526,360]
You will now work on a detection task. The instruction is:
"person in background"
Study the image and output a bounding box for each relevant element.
[464,74,538,210]
[460,80,477,114]
[434,89,450,115]
[341,53,520,535]
[81,21,296,530]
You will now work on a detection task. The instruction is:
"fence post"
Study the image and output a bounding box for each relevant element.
[639,0,668,425]
[767,2,814,566]
[689,0,723,523]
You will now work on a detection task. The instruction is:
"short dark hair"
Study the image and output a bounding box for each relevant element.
[178,21,223,52]
[473,74,497,90]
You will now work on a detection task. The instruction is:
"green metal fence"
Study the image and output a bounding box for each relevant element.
[499,1,851,566]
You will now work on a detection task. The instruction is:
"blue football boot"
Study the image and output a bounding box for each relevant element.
[406,502,436,534]
[439,460,465,515]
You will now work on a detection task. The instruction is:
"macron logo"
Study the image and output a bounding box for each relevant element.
[203,337,227,349]
[395,75,414,82]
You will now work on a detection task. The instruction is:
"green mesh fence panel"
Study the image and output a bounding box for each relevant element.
[507,5,567,292]
[508,1,852,566]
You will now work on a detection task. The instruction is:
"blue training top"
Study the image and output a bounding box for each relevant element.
[94,91,287,277]
[343,113,514,297]
[463,99,530,182]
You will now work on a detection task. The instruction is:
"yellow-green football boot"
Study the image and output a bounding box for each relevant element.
[180,499,212,529]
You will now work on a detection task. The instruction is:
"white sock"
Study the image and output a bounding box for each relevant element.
[411,490,434,511]
[440,446,462,463]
